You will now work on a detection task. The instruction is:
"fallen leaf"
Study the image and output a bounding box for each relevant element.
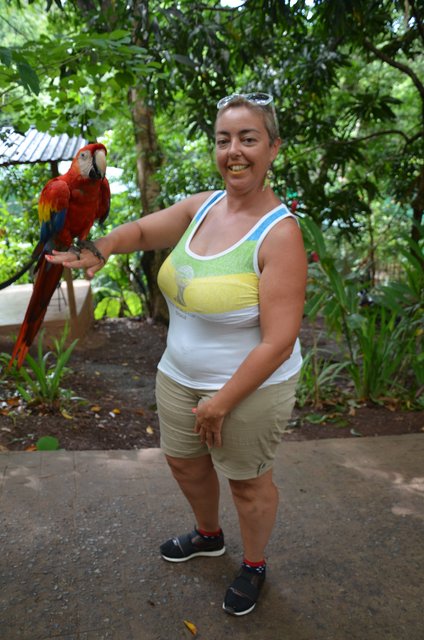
[0,409,10,416]
[61,409,73,420]
[348,407,356,416]
[90,405,102,412]
[350,428,362,437]
[25,445,37,452]
[36,436,60,451]
[0,444,9,452]
[6,397,20,406]
[183,620,198,635]
[146,425,154,435]
[134,408,145,416]
[1,427,12,432]
[112,408,121,414]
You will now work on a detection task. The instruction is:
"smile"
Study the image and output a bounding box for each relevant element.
[228,164,249,173]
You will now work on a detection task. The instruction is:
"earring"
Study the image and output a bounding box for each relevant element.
[263,168,273,191]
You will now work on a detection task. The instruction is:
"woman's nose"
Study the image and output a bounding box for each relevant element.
[228,139,242,155]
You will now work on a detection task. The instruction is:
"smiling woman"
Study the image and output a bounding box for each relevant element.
[45,91,307,617]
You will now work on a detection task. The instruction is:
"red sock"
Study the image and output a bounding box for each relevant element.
[243,557,266,568]
[197,527,222,538]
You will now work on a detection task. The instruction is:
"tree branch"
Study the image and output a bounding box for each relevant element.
[286,129,422,164]
[363,38,424,105]
[346,129,411,144]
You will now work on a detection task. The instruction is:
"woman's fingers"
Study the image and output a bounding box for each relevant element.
[45,249,105,276]
[194,415,223,448]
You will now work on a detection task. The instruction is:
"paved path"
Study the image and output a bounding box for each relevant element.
[1,435,423,640]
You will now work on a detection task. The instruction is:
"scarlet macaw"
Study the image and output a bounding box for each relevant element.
[8,142,110,367]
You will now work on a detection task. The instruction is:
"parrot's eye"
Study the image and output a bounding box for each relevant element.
[80,152,88,159]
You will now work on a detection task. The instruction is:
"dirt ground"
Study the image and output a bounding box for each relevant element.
[0,317,423,451]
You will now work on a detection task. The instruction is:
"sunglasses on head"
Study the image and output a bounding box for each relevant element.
[217,92,274,109]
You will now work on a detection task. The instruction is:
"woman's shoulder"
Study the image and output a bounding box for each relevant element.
[184,190,225,219]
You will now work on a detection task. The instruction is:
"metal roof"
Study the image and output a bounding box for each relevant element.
[0,127,88,166]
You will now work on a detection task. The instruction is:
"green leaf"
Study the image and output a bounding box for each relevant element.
[94,297,110,320]
[16,61,40,95]
[0,47,12,67]
[123,290,142,316]
[106,297,121,318]
[36,436,60,451]
[305,413,328,424]
[300,217,327,259]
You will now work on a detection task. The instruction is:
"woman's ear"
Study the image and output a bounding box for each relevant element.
[270,137,282,162]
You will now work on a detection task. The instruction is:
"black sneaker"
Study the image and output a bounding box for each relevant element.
[160,527,225,563]
[223,565,266,616]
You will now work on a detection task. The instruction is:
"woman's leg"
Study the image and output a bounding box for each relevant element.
[165,453,221,531]
[228,469,278,562]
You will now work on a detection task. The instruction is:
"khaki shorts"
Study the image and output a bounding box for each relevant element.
[155,369,299,481]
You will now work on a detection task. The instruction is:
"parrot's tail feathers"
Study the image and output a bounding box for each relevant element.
[8,342,30,370]
[8,261,64,369]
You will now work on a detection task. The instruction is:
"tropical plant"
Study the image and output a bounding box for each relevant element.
[347,307,418,401]
[297,343,349,409]
[301,216,423,404]
[0,324,78,405]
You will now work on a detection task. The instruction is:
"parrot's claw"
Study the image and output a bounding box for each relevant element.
[68,245,81,260]
[77,239,106,264]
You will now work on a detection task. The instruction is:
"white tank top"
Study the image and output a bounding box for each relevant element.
[157,190,302,389]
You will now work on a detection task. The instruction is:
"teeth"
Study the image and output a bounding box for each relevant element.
[229,165,248,172]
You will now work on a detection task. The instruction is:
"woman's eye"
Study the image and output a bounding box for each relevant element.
[216,139,229,147]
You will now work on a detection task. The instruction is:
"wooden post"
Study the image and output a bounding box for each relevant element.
[64,269,78,337]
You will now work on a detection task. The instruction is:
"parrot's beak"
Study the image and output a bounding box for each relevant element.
[90,149,107,180]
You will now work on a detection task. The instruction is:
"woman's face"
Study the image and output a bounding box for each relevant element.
[215,106,280,193]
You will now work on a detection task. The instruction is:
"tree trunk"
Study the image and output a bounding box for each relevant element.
[411,164,424,245]
[128,87,169,322]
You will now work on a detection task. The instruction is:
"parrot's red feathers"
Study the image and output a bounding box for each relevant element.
[38,180,70,223]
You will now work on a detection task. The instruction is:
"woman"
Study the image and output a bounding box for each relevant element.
[47,92,307,616]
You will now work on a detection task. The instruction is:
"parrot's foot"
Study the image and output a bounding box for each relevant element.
[68,245,82,260]
[77,240,106,264]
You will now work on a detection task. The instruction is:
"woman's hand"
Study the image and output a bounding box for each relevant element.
[193,398,226,449]
[45,241,110,279]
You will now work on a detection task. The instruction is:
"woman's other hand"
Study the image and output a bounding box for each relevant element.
[193,398,226,448]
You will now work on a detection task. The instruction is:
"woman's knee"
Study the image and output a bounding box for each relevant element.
[166,453,214,484]
[229,471,278,504]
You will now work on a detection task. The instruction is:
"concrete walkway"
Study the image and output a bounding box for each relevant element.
[1,435,423,640]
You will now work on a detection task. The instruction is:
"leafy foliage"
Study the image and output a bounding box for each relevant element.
[0,324,78,405]
[301,217,423,405]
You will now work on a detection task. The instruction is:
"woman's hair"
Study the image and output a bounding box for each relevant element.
[215,96,280,145]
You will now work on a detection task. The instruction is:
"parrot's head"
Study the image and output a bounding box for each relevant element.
[74,143,107,180]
